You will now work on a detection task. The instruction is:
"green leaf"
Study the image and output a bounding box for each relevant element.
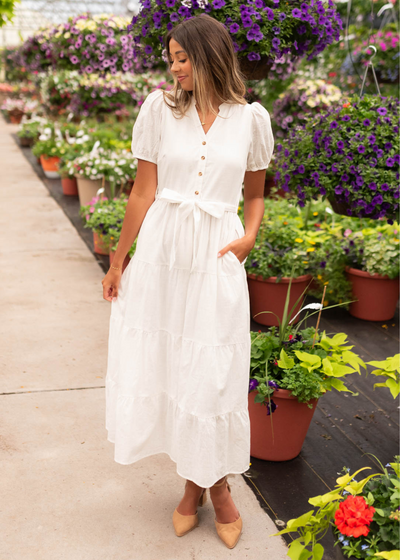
[278,348,295,369]
[288,540,307,560]
[286,510,315,531]
[294,350,321,368]
[312,543,324,560]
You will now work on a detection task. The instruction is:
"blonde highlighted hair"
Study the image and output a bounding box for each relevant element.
[161,14,248,119]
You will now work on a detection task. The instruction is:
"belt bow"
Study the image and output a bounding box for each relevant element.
[156,187,237,273]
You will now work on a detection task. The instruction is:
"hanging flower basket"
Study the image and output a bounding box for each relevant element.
[126,0,342,73]
[275,94,400,224]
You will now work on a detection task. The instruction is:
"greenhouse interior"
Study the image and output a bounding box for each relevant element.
[1,0,399,558]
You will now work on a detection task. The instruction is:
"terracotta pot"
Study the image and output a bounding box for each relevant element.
[76,176,112,207]
[40,155,61,179]
[239,55,273,80]
[19,136,34,147]
[61,176,78,196]
[93,231,109,255]
[9,111,24,124]
[345,266,400,321]
[248,388,318,461]
[247,273,313,326]
[109,248,131,272]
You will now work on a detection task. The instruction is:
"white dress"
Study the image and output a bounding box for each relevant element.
[105,88,274,488]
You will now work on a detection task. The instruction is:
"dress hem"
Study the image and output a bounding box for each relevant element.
[105,434,251,488]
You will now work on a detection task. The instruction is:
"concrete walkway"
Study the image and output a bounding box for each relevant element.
[0,116,289,560]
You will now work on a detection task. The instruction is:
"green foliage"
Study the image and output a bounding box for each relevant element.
[270,457,400,560]
[0,0,19,28]
[366,355,400,399]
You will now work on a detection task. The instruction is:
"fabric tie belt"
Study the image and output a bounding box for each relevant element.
[155,187,238,273]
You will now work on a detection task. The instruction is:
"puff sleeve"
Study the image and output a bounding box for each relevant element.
[131,89,164,164]
[246,102,274,172]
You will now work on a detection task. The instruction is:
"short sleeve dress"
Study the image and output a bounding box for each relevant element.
[105,89,274,488]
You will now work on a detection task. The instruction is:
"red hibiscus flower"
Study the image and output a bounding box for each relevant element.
[334,496,375,538]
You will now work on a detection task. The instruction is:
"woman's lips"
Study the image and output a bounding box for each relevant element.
[177,76,187,81]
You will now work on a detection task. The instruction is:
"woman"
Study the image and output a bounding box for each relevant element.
[102,14,274,549]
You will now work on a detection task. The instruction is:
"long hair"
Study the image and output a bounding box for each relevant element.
[161,14,248,119]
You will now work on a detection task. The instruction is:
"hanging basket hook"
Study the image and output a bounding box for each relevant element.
[364,45,377,61]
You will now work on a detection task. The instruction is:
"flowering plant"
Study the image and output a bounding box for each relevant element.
[128,0,342,68]
[271,457,400,560]
[8,13,148,76]
[272,78,342,137]
[341,222,399,278]
[70,147,138,188]
[352,28,400,84]
[0,97,37,115]
[79,194,137,257]
[275,94,400,223]
[241,197,333,281]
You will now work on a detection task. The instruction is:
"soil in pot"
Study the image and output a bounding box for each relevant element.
[61,176,78,196]
[247,273,313,326]
[40,155,61,179]
[248,388,318,461]
[93,231,109,255]
[345,266,400,321]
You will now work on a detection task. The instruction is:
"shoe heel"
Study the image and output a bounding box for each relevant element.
[211,477,242,549]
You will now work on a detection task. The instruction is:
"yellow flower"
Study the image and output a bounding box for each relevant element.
[238,206,241,210]
[307,247,315,252]
[382,324,388,329]
[329,290,333,293]
[110,237,114,240]
[302,261,308,264]
[317,274,322,280]
[64,32,71,38]
[295,238,303,243]
[324,281,329,285]
[323,300,329,307]
[313,211,318,216]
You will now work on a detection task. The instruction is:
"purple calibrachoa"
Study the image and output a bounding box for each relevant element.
[9,13,148,76]
[127,0,342,69]
[275,94,400,224]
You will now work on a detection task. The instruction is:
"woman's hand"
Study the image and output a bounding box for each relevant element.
[217,233,255,264]
[102,268,122,302]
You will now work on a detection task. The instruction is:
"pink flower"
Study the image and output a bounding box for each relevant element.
[90,206,95,212]
[344,228,352,237]
[380,42,387,51]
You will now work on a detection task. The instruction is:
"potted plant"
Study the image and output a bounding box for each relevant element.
[248,274,362,461]
[275,94,399,224]
[350,28,399,85]
[72,147,137,207]
[242,198,320,326]
[127,0,342,81]
[16,118,42,147]
[341,223,400,321]
[270,457,400,560]
[80,194,131,256]
[1,98,26,124]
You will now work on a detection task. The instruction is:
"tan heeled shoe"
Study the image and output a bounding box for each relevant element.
[211,476,242,549]
[172,482,208,537]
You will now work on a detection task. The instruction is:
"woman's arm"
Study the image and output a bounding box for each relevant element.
[101,159,157,301]
[217,169,265,262]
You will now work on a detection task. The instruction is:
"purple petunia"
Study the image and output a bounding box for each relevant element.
[341,173,349,182]
[144,44,153,54]
[357,145,366,154]
[266,399,278,415]
[230,23,240,33]
[330,121,338,129]
[342,115,350,122]
[386,158,395,167]
[292,8,302,17]
[368,182,377,191]
[337,140,344,149]
[377,107,387,116]
[363,119,371,126]
[213,0,226,9]
[249,379,259,392]
[381,183,390,191]
[272,37,281,48]
[279,12,286,20]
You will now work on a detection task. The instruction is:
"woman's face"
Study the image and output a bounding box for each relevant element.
[168,38,193,92]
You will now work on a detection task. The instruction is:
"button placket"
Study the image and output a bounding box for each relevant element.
[196,140,207,196]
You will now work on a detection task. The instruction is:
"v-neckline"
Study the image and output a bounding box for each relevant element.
[190,96,228,141]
